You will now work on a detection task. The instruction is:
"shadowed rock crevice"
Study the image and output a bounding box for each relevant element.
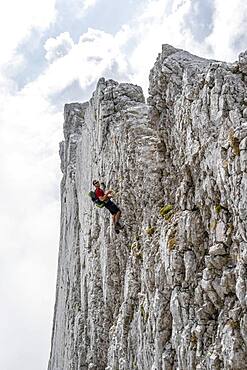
[48,45,247,370]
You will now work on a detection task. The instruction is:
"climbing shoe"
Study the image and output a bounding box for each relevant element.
[116,221,124,230]
[115,227,120,234]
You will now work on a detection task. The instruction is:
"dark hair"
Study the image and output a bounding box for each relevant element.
[93,180,99,186]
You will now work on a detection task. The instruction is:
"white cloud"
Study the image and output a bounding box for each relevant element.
[118,0,247,94]
[0,0,57,66]
[0,78,61,370]
[80,0,99,17]
[23,28,130,99]
[0,198,59,370]
[124,0,204,93]
[44,32,74,62]
[206,0,247,61]
[69,0,99,18]
[83,0,97,11]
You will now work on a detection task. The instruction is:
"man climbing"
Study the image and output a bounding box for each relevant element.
[92,180,123,233]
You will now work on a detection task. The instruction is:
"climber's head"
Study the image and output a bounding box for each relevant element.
[93,180,100,188]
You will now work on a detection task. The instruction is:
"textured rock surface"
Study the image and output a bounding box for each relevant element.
[48,45,247,370]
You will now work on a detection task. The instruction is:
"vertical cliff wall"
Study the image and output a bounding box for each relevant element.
[48,45,247,370]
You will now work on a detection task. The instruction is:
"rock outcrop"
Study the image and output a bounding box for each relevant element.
[48,45,247,370]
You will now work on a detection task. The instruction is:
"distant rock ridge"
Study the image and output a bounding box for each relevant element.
[48,45,247,370]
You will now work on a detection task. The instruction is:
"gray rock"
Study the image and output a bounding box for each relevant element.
[48,45,247,370]
[239,49,247,74]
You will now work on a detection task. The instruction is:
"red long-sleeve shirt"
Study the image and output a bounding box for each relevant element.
[95,188,104,199]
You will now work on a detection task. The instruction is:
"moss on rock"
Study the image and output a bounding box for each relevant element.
[145,226,155,236]
[160,204,173,217]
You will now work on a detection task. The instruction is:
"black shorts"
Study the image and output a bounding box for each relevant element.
[104,200,120,215]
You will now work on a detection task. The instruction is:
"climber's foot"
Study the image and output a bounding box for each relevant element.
[116,221,124,230]
[114,222,122,234]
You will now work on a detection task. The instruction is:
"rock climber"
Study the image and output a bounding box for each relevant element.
[92,180,123,233]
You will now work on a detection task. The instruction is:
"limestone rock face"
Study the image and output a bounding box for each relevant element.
[48,46,247,370]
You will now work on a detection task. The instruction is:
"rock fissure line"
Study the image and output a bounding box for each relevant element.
[48,45,247,370]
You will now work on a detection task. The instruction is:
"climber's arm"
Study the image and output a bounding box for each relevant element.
[98,190,113,201]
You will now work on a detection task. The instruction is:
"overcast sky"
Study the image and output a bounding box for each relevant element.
[0,1,247,369]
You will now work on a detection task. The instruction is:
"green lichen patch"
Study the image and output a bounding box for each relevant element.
[160,204,174,222]
[228,319,240,330]
[131,241,141,251]
[160,204,173,217]
[215,204,222,214]
[145,226,155,236]
[164,213,174,222]
[131,241,143,261]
